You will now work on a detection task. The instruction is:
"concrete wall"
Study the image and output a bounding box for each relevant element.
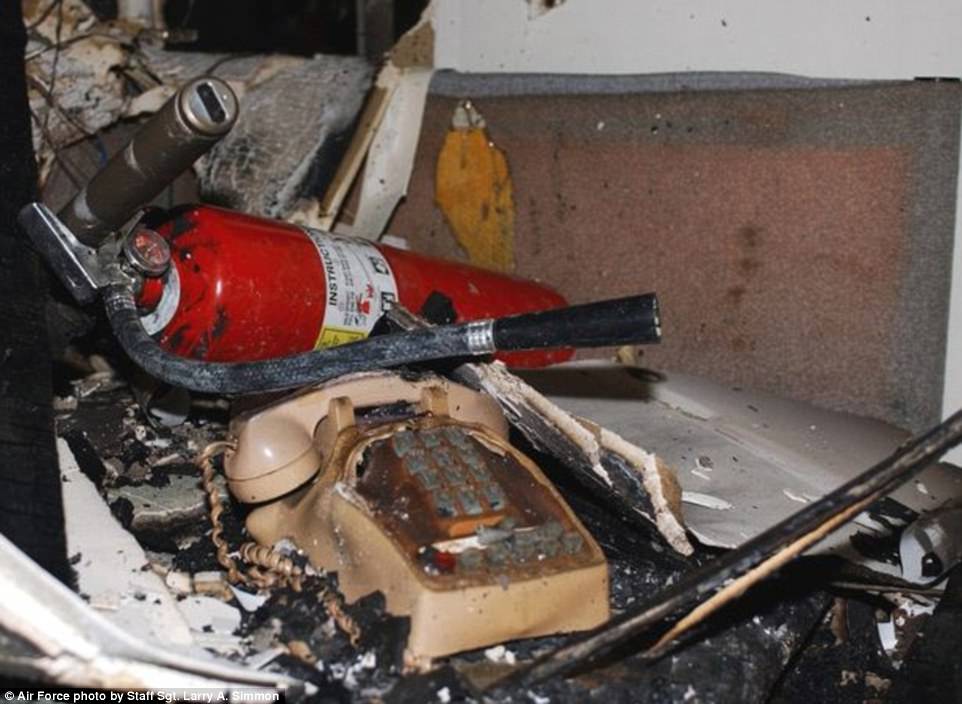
[429,0,962,464]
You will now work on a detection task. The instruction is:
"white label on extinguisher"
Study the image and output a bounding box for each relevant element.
[304,229,399,349]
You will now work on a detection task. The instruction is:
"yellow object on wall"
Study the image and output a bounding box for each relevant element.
[435,101,516,272]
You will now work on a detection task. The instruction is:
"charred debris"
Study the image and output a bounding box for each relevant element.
[47,344,962,702]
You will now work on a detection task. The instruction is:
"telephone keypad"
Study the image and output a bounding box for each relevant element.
[392,428,510,520]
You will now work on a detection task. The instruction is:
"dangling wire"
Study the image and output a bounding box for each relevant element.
[196,440,303,590]
[194,441,362,646]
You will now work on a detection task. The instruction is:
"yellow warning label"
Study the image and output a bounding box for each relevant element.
[315,326,368,349]
[305,229,398,351]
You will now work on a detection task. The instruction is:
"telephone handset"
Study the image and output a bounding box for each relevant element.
[225,371,609,663]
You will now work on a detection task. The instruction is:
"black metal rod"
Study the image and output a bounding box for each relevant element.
[490,408,962,692]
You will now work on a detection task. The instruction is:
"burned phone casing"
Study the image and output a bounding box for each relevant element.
[225,372,609,662]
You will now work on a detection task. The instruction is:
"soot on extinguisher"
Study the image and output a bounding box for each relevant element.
[136,205,573,368]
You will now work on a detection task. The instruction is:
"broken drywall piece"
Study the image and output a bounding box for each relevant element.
[230,585,270,612]
[107,473,224,536]
[165,571,192,596]
[783,488,810,504]
[350,65,433,238]
[59,438,194,647]
[177,595,246,655]
[326,2,436,236]
[177,595,243,634]
[597,427,689,556]
[682,492,734,511]
[484,644,517,665]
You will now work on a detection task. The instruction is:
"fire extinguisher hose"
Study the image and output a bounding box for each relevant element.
[103,281,660,394]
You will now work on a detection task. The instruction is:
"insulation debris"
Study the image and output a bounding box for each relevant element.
[24,0,128,184]
[196,55,374,221]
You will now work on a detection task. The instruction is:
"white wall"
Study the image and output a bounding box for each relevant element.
[433,0,962,463]
[434,0,962,79]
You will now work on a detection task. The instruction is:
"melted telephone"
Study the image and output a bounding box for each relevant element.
[225,371,608,663]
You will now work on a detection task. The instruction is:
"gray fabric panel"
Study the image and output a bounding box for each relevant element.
[391,76,961,431]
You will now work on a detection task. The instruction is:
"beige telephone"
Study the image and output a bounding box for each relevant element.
[224,371,609,664]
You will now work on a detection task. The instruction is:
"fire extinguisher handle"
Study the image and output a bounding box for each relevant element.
[492,293,661,351]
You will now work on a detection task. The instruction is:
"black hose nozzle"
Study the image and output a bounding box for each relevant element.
[493,293,660,351]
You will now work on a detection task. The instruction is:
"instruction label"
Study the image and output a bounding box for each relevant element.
[305,229,399,348]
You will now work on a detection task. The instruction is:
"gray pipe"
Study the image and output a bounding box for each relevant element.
[60,77,238,245]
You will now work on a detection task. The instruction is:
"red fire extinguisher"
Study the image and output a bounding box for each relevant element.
[48,75,572,369]
[22,77,662,396]
[136,205,573,368]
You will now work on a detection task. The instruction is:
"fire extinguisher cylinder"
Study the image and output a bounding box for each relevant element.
[59,77,238,246]
[141,205,575,369]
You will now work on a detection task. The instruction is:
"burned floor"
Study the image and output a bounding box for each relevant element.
[44,355,958,703]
